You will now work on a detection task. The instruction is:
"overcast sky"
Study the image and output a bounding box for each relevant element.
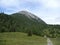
[0,0,60,24]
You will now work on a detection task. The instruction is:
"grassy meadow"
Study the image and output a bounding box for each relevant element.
[0,32,47,45]
[51,38,60,45]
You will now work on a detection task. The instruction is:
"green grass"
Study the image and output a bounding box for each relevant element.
[0,32,47,45]
[51,38,60,45]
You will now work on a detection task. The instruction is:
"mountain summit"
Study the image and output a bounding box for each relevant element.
[16,11,46,23]
[18,11,37,19]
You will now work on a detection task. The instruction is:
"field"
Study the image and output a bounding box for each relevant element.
[51,38,60,45]
[0,32,47,45]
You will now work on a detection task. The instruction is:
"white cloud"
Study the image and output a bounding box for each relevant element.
[39,0,60,8]
[25,0,60,8]
[0,0,21,8]
[1,0,60,8]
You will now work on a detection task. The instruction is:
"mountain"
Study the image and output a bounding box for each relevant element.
[0,11,60,37]
[11,11,47,36]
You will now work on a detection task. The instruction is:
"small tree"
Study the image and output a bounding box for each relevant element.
[1,28,5,33]
[28,30,32,36]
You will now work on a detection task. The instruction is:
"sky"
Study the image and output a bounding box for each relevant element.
[0,0,60,24]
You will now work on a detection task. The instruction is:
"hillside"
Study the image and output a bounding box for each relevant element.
[0,32,47,45]
[0,13,16,32]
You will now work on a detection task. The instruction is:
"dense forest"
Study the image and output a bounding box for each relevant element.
[0,12,60,38]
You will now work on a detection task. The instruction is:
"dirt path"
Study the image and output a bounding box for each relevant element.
[47,38,53,45]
